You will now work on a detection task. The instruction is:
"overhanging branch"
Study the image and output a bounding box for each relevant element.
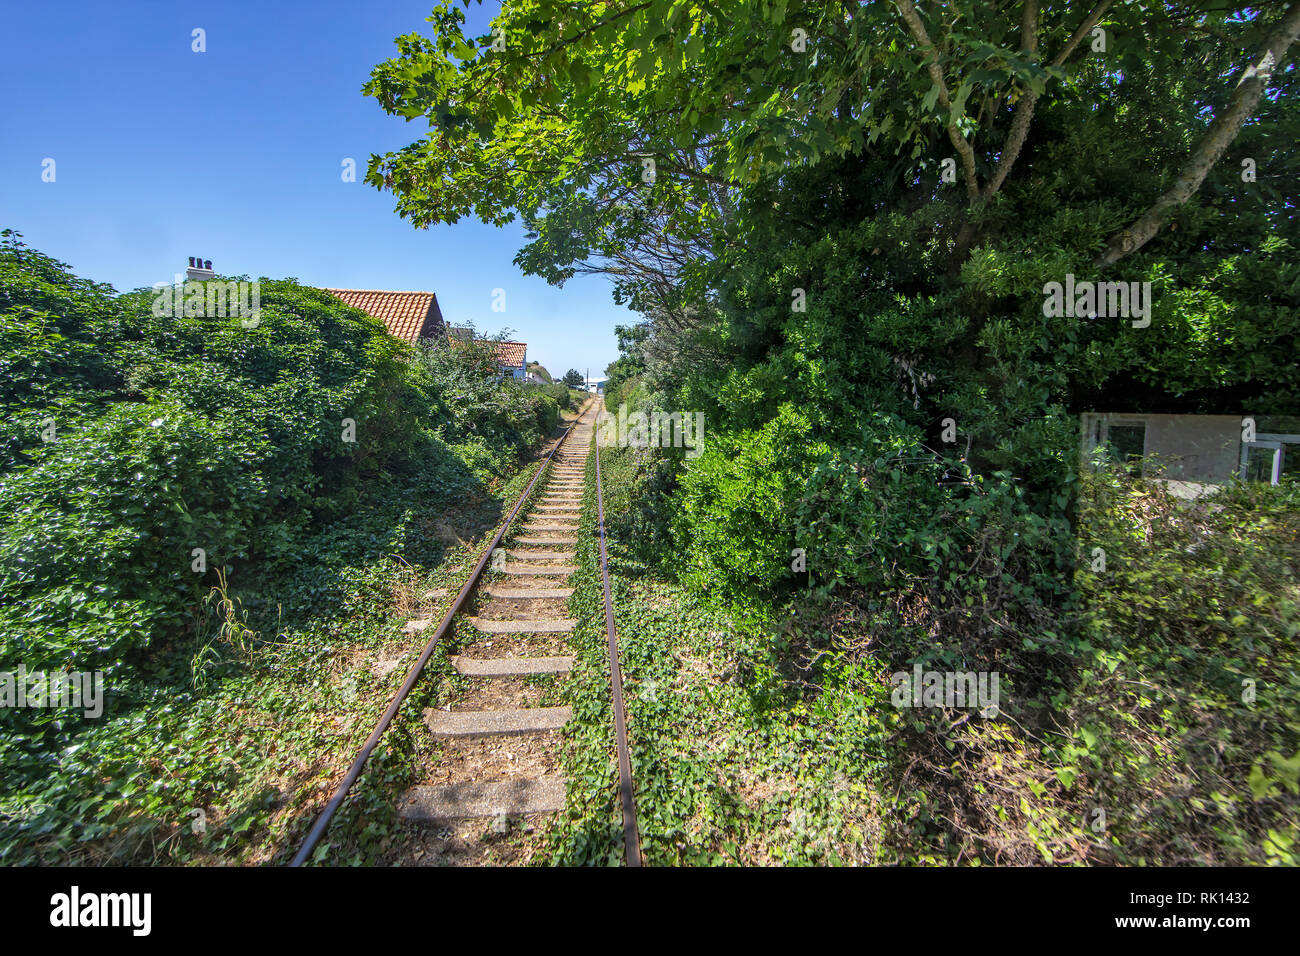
[983,1,1113,200]
[1098,2,1300,266]
[896,0,980,201]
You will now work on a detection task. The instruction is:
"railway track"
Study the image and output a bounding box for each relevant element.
[290,398,642,866]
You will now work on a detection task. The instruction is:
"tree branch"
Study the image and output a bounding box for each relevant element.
[896,0,980,201]
[983,0,1040,199]
[1048,0,1113,69]
[983,0,1112,200]
[1098,2,1300,266]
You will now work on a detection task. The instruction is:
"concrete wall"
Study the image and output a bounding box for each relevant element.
[1080,413,1242,482]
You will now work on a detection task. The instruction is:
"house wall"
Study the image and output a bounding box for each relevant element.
[1080,413,1242,482]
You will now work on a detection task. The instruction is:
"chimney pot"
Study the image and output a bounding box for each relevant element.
[203,259,212,270]
[188,257,195,268]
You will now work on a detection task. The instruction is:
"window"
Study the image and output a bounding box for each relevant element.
[1105,423,1147,477]
[1244,443,1280,483]
[1241,433,1300,484]
[1282,443,1300,480]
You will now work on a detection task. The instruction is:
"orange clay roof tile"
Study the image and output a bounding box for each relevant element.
[448,335,528,369]
[323,289,445,344]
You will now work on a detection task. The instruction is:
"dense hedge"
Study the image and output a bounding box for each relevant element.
[0,230,557,677]
[531,381,580,411]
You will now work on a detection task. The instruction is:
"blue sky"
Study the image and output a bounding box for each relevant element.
[0,0,631,380]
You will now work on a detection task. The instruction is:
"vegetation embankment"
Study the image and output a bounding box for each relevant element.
[595,379,1300,864]
[0,230,577,864]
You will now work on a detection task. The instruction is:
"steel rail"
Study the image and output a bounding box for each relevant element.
[289,401,593,866]
[594,408,643,867]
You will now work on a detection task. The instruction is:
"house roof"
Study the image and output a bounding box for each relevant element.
[324,289,445,344]
[447,333,527,369]
[491,341,527,367]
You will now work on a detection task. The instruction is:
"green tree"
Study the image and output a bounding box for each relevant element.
[562,368,586,387]
[364,2,1299,297]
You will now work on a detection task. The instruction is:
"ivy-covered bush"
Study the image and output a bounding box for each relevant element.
[1062,470,1300,864]
[0,231,559,675]
[672,403,827,596]
[538,381,576,410]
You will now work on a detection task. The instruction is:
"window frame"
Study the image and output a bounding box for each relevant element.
[1241,433,1300,484]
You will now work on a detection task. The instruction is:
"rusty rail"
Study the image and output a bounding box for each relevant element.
[594,409,644,867]
[289,402,592,866]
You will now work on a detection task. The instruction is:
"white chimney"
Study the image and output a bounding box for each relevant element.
[186,256,215,281]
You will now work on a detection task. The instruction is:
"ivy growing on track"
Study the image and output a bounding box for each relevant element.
[545,437,895,865]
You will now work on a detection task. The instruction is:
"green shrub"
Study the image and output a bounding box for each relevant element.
[1062,471,1300,864]
[672,404,828,597]
[0,403,276,672]
[537,381,575,410]
[602,373,642,410]
[0,232,559,678]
